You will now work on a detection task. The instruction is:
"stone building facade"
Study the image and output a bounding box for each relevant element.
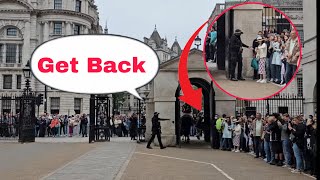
[0,0,102,115]
[119,27,182,115]
[302,0,317,116]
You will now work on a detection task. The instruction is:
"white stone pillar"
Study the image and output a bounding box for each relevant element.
[66,21,72,35]
[15,44,19,63]
[62,21,65,35]
[84,26,89,34]
[2,44,6,63]
[22,20,30,64]
[50,22,54,35]
[43,21,49,42]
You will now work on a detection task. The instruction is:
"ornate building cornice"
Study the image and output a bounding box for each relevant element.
[37,9,95,24]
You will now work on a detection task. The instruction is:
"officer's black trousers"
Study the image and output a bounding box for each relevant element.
[229,55,243,79]
[147,132,164,148]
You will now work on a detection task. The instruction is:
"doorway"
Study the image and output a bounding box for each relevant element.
[175,78,216,148]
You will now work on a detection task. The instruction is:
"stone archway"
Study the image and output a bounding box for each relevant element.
[174,78,216,148]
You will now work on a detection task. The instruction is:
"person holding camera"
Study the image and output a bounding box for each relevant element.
[288,116,306,174]
[221,117,233,151]
[279,113,292,168]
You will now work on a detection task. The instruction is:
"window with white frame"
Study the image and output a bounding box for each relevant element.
[16,75,21,89]
[297,76,303,97]
[3,75,12,89]
[18,44,22,63]
[74,98,82,114]
[53,22,62,35]
[7,28,17,36]
[74,24,80,35]
[54,0,62,9]
[75,0,81,12]
[6,44,17,63]
[50,97,60,114]
[0,44,3,62]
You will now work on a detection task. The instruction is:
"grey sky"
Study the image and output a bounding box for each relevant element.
[95,0,225,49]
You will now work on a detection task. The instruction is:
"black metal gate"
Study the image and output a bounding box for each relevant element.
[19,94,36,143]
[0,95,20,139]
[89,94,111,143]
[262,6,291,35]
[0,94,36,142]
[236,94,304,118]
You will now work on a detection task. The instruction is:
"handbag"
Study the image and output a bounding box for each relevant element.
[251,58,259,70]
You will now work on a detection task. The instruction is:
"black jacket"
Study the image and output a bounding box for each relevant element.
[229,34,249,54]
[151,116,161,133]
[269,121,281,141]
[291,123,306,149]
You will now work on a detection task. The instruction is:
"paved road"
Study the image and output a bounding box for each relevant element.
[42,138,136,180]
[0,137,315,180]
[121,142,314,180]
[206,62,282,99]
[0,142,98,180]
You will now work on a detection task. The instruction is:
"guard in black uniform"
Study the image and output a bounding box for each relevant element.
[146,112,169,149]
[229,29,251,81]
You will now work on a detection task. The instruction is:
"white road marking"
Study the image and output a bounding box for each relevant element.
[135,152,235,180]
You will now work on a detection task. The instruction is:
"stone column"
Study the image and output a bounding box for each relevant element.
[50,21,54,35]
[43,21,49,42]
[22,20,31,64]
[2,44,6,63]
[83,26,89,34]
[15,44,19,63]
[62,21,65,35]
[233,4,263,78]
[66,21,72,35]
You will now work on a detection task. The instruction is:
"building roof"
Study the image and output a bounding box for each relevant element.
[150,27,163,48]
[171,38,182,55]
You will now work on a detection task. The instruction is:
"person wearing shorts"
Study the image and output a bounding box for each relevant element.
[268,116,284,166]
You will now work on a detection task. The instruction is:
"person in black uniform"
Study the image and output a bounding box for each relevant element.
[229,29,252,81]
[146,112,169,149]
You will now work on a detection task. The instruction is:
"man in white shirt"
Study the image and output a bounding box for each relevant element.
[253,113,264,158]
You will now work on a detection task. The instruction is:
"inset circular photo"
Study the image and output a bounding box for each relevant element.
[204,2,302,100]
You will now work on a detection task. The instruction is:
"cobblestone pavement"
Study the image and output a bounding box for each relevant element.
[121,141,313,180]
[0,142,98,180]
[42,138,136,180]
[206,62,282,99]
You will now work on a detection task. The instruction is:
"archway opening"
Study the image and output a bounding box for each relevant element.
[175,78,216,148]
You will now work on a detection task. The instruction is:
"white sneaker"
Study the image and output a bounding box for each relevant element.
[263,158,267,162]
[256,79,262,83]
[291,169,301,174]
[232,149,235,152]
[235,150,240,153]
[260,79,267,83]
[270,78,273,82]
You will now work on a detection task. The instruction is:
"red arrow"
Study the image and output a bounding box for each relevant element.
[178,21,208,111]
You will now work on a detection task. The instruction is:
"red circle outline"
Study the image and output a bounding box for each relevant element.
[202,1,303,101]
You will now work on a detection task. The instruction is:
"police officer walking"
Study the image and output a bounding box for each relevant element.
[229,29,252,81]
[146,112,169,149]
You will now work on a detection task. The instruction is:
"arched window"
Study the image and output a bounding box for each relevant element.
[7,28,17,36]
[0,26,23,64]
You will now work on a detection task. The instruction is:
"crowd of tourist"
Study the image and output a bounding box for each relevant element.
[252,29,300,86]
[212,112,317,176]
[0,112,146,140]
[205,25,300,85]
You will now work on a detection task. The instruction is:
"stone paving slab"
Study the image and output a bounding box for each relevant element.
[42,139,136,180]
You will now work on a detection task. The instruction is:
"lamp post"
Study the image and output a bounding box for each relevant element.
[22,61,32,95]
[19,61,36,143]
[194,35,202,49]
